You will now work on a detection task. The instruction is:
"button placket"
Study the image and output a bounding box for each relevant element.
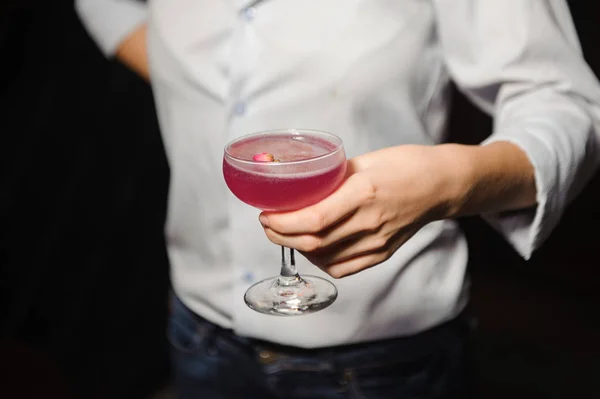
[243,6,256,21]
[233,101,247,116]
[242,271,255,283]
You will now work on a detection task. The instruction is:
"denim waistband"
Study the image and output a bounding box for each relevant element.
[170,294,470,367]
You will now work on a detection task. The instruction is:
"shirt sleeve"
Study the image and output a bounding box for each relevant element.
[433,0,600,259]
[75,0,148,57]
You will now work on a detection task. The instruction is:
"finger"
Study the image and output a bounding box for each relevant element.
[315,229,417,278]
[262,224,356,252]
[316,207,385,248]
[261,169,375,235]
[263,208,382,252]
[310,233,389,266]
[321,250,390,279]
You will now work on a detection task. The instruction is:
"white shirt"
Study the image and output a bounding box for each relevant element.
[76,0,600,348]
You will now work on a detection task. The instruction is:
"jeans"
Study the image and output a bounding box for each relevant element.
[168,296,473,399]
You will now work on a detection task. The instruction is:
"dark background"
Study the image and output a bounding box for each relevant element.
[1,1,598,398]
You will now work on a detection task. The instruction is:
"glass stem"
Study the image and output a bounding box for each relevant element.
[279,246,299,283]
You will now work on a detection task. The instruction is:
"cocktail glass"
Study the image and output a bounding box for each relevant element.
[223,129,346,316]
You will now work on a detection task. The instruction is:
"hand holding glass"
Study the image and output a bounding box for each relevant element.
[223,129,346,316]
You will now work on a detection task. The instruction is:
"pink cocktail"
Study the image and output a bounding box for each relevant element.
[224,133,346,211]
[223,129,346,316]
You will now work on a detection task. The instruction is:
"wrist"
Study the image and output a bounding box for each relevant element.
[430,141,537,220]
[428,144,477,220]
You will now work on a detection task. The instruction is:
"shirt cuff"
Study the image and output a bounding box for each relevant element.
[480,131,562,260]
[75,0,148,57]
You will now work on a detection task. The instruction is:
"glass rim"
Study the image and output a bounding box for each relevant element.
[223,128,345,166]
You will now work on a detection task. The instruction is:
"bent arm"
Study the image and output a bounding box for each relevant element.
[433,0,600,259]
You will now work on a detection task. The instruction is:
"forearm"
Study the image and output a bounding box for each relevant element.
[115,23,149,81]
[435,142,537,219]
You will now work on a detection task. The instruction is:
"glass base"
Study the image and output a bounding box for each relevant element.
[244,274,337,316]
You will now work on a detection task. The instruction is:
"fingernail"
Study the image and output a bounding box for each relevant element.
[259,214,269,227]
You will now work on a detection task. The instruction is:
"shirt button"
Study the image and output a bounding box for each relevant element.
[234,102,246,116]
[243,7,256,21]
[243,271,255,283]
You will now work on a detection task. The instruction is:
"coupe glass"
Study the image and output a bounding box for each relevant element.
[223,129,346,316]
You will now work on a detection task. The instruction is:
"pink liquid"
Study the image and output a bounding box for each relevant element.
[223,134,346,211]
